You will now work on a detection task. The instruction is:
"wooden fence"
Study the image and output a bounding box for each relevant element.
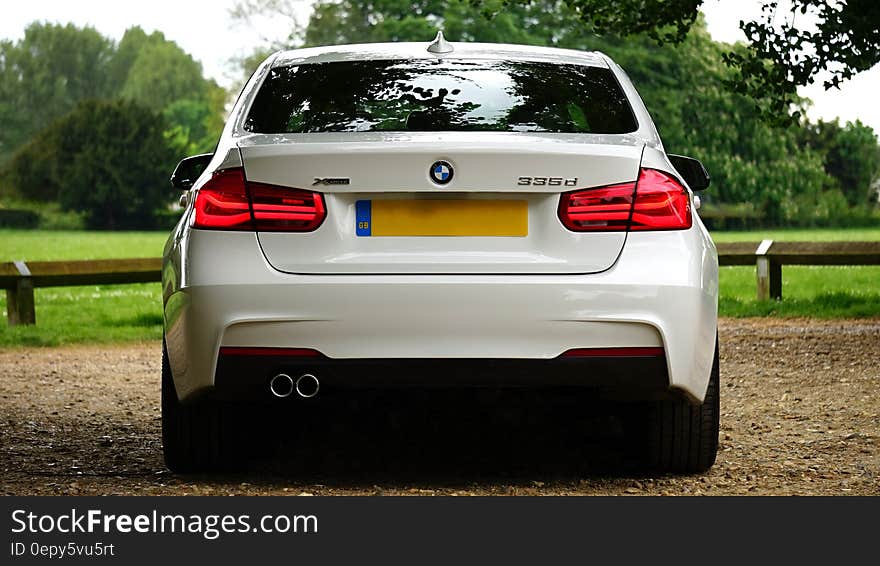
[1,258,161,326]
[2,241,879,326]
[717,240,880,300]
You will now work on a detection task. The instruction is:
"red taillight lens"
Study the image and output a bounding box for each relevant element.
[558,168,691,232]
[557,181,636,232]
[193,168,252,230]
[630,169,692,231]
[192,168,326,232]
[248,181,326,232]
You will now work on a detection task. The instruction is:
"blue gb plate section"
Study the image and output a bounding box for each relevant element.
[356,200,372,236]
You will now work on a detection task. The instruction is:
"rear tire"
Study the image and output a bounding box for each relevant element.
[161,342,224,473]
[644,336,720,474]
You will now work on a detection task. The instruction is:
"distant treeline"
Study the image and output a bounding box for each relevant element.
[0,24,224,229]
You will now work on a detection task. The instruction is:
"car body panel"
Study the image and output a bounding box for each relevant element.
[241,133,644,274]
[163,224,717,404]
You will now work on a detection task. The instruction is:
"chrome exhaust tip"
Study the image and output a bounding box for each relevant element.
[295,373,320,398]
[269,373,294,398]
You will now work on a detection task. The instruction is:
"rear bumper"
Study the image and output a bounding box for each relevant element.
[163,223,717,403]
[212,351,671,402]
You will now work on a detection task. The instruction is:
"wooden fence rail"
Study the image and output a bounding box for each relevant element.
[717,240,880,300]
[2,241,879,326]
[1,258,161,326]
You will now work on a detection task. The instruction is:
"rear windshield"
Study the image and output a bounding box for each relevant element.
[244,59,638,134]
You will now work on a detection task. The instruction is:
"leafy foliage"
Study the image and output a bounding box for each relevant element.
[798,120,880,206]
[556,0,703,44]
[0,23,228,228]
[0,23,115,160]
[487,0,880,125]
[723,0,880,124]
[234,0,879,124]
[6,100,175,229]
[109,28,226,155]
[118,31,208,111]
[0,23,225,167]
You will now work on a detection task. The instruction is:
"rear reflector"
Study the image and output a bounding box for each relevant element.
[219,347,325,357]
[192,167,326,232]
[558,168,691,232]
[560,347,665,358]
[220,346,324,358]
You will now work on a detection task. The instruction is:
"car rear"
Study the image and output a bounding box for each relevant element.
[161,41,719,474]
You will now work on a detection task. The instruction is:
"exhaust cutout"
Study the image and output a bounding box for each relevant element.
[295,374,320,398]
[269,373,294,398]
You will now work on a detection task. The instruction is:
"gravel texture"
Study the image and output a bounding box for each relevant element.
[1,318,877,496]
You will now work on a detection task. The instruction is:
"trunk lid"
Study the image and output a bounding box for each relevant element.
[239,132,643,274]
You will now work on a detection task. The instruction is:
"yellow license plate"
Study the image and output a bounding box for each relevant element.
[355,199,528,237]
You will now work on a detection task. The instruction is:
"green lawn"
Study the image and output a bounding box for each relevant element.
[711,227,880,243]
[0,228,878,346]
[0,230,167,346]
[0,229,166,260]
[711,227,880,318]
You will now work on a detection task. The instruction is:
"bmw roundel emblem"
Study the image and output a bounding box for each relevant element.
[430,161,454,185]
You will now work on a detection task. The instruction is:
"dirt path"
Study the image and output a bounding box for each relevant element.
[1,318,877,495]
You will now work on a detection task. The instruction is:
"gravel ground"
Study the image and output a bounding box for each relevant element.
[1,318,877,496]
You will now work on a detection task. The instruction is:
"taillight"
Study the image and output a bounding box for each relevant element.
[557,181,636,232]
[630,169,692,230]
[248,181,326,232]
[192,168,326,232]
[558,168,691,232]
[193,168,252,230]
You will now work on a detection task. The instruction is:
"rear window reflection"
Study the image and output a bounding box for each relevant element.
[245,59,638,135]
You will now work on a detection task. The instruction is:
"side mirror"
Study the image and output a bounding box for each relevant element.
[668,154,710,191]
[170,153,214,190]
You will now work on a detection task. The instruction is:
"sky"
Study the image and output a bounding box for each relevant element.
[1,0,878,132]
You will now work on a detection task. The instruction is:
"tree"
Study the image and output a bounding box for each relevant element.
[0,23,225,161]
[163,91,227,156]
[118,33,210,112]
[106,27,152,88]
[516,0,880,124]
[0,23,115,161]
[233,0,879,124]
[799,120,880,206]
[722,0,880,122]
[5,100,176,229]
[111,28,227,158]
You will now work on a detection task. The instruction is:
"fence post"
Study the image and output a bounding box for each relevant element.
[6,261,35,326]
[755,240,776,301]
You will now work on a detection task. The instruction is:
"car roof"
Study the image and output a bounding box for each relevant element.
[272,41,609,68]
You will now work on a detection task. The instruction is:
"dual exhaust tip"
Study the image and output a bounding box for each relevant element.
[269,373,319,399]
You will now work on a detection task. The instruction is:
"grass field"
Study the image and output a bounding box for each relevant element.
[0,230,166,346]
[711,227,880,243]
[711,228,880,318]
[0,230,166,260]
[1,228,878,346]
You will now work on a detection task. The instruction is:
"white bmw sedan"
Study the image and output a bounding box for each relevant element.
[162,34,719,474]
